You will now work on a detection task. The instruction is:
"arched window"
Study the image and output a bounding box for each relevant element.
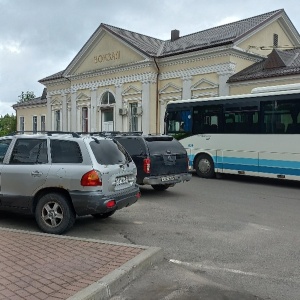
[101,91,115,105]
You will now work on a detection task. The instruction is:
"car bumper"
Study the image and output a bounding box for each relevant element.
[143,172,192,185]
[70,185,140,216]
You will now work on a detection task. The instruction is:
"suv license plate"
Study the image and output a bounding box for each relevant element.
[161,176,175,182]
[116,176,128,185]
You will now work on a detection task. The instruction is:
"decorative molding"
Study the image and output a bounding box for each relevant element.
[158,47,261,68]
[122,96,142,102]
[49,88,71,96]
[160,62,236,80]
[191,92,218,98]
[191,78,219,91]
[122,85,142,96]
[159,83,182,94]
[159,95,182,106]
[50,98,62,106]
[76,92,90,101]
[67,60,153,81]
[48,72,156,96]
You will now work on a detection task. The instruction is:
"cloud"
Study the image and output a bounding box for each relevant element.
[1,0,300,116]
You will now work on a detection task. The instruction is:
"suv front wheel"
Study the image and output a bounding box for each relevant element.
[35,193,75,234]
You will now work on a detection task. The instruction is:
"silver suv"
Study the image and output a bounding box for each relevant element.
[0,132,140,234]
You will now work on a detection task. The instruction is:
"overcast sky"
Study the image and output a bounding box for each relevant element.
[1,0,300,116]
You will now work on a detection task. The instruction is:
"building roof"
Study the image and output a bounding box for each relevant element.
[39,9,287,83]
[102,9,284,57]
[228,48,300,83]
[13,88,47,109]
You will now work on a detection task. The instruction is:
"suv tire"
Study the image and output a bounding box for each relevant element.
[92,210,116,219]
[151,184,171,191]
[35,193,75,234]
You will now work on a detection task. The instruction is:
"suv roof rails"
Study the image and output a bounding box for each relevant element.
[46,131,80,138]
[88,131,143,137]
[8,131,80,138]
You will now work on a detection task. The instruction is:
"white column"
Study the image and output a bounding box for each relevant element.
[160,100,167,134]
[218,64,235,96]
[67,107,71,131]
[46,96,52,131]
[115,83,123,131]
[71,90,77,131]
[182,75,192,99]
[77,107,81,132]
[61,93,67,131]
[51,109,56,131]
[90,88,97,132]
[142,81,150,134]
[88,104,91,132]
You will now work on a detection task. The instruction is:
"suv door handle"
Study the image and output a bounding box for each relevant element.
[31,171,43,177]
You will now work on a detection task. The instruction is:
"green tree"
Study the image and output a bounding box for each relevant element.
[18,91,35,103]
[0,114,17,136]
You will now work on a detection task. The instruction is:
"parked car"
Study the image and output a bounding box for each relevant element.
[0,132,140,234]
[103,132,192,191]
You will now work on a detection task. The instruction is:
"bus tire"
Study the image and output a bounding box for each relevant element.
[195,154,215,178]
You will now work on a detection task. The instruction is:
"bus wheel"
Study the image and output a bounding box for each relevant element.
[195,154,215,178]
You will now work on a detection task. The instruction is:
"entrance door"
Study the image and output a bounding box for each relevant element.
[102,110,114,131]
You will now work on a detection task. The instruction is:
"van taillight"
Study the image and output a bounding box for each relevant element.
[143,158,151,174]
[187,156,190,171]
[81,170,102,186]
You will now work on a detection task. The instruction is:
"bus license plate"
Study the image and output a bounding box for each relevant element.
[161,176,175,182]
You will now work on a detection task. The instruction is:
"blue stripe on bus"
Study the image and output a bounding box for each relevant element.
[189,153,300,176]
[259,159,300,168]
[221,156,257,165]
[215,163,258,172]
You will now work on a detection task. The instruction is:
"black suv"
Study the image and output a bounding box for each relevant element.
[110,132,192,191]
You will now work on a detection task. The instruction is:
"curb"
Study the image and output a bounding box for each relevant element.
[68,246,163,300]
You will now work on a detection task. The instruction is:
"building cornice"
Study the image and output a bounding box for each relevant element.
[228,74,300,87]
[48,72,157,96]
[157,45,262,68]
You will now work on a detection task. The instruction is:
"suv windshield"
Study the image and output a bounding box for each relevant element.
[90,139,131,165]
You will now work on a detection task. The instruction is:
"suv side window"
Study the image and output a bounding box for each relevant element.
[0,139,12,163]
[10,139,48,164]
[51,140,82,163]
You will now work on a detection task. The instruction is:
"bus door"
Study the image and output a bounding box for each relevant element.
[220,102,260,176]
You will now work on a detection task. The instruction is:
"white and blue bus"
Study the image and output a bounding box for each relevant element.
[164,83,300,180]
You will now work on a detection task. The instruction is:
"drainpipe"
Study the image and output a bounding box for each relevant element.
[153,58,160,134]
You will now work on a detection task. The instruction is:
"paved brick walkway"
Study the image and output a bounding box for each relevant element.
[0,229,145,300]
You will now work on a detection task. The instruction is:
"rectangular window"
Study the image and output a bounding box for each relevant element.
[55,110,60,131]
[41,115,46,132]
[82,107,88,133]
[261,99,300,134]
[51,140,82,163]
[129,103,138,132]
[33,116,37,133]
[20,116,25,133]
[273,33,278,47]
[10,139,48,164]
[192,105,222,134]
